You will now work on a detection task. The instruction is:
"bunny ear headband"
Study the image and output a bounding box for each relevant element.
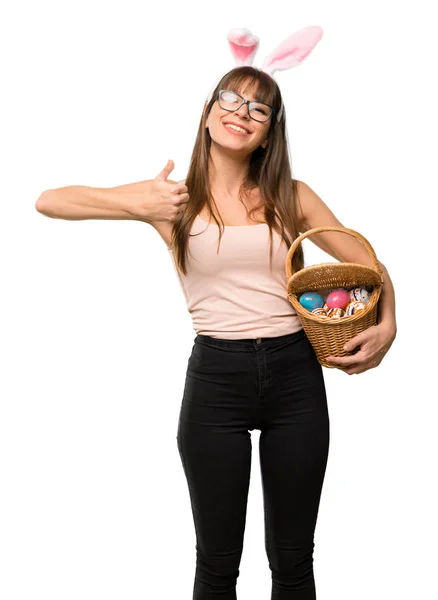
[205,26,324,123]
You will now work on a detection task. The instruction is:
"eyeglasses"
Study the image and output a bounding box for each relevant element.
[217,89,273,123]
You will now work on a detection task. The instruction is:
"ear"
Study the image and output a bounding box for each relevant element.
[227,28,260,66]
[261,26,323,77]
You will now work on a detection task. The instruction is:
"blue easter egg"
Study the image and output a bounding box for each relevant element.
[299,291,325,311]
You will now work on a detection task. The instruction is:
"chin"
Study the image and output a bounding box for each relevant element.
[214,136,253,152]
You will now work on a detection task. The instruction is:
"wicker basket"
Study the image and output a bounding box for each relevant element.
[285,226,384,368]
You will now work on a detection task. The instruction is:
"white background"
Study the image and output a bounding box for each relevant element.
[1,1,436,598]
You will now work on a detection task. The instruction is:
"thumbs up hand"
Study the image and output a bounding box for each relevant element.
[125,160,189,224]
[148,160,189,223]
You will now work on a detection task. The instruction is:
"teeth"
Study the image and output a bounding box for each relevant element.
[225,123,248,134]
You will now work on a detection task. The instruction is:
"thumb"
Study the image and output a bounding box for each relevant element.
[155,159,174,181]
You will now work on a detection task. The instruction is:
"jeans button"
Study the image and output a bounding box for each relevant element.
[256,338,262,344]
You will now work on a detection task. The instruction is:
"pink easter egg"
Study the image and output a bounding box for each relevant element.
[326,288,351,310]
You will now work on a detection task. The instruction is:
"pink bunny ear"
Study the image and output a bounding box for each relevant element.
[227,28,260,66]
[261,26,323,76]
[205,29,259,105]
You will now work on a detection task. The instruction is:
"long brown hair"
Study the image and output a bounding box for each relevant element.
[170,66,304,277]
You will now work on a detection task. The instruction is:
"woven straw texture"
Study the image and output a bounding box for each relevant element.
[285,226,384,368]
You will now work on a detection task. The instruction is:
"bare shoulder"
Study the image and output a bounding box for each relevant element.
[293,179,375,265]
[294,179,342,230]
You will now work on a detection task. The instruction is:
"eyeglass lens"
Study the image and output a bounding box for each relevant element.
[219,90,271,122]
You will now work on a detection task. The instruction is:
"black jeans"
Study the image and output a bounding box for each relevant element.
[176,328,330,599]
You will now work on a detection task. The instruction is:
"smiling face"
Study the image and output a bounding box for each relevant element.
[204,80,271,154]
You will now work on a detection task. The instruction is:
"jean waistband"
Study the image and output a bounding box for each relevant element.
[194,328,306,351]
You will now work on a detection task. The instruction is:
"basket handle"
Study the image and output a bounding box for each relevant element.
[285,226,384,283]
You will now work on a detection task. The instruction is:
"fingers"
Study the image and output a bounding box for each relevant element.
[326,351,367,367]
[175,193,190,206]
[170,181,188,195]
[328,356,379,375]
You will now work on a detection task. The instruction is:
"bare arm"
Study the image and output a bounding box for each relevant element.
[35,160,189,224]
[297,179,397,334]
[35,181,154,222]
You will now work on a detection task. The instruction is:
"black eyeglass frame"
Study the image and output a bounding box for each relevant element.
[217,89,274,123]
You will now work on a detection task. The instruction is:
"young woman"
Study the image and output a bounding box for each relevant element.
[151,67,396,598]
[36,65,397,599]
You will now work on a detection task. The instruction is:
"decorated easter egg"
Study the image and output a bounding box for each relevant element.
[326,288,351,310]
[349,286,370,304]
[345,301,366,316]
[326,307,345,319]
[311,307,328,318]
[299,291,324,311]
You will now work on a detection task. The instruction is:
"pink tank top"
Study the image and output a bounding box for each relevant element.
[167,214,303,339]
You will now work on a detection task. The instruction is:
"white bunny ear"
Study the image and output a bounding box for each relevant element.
[261,26,323,77]
[227,28,260,66]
